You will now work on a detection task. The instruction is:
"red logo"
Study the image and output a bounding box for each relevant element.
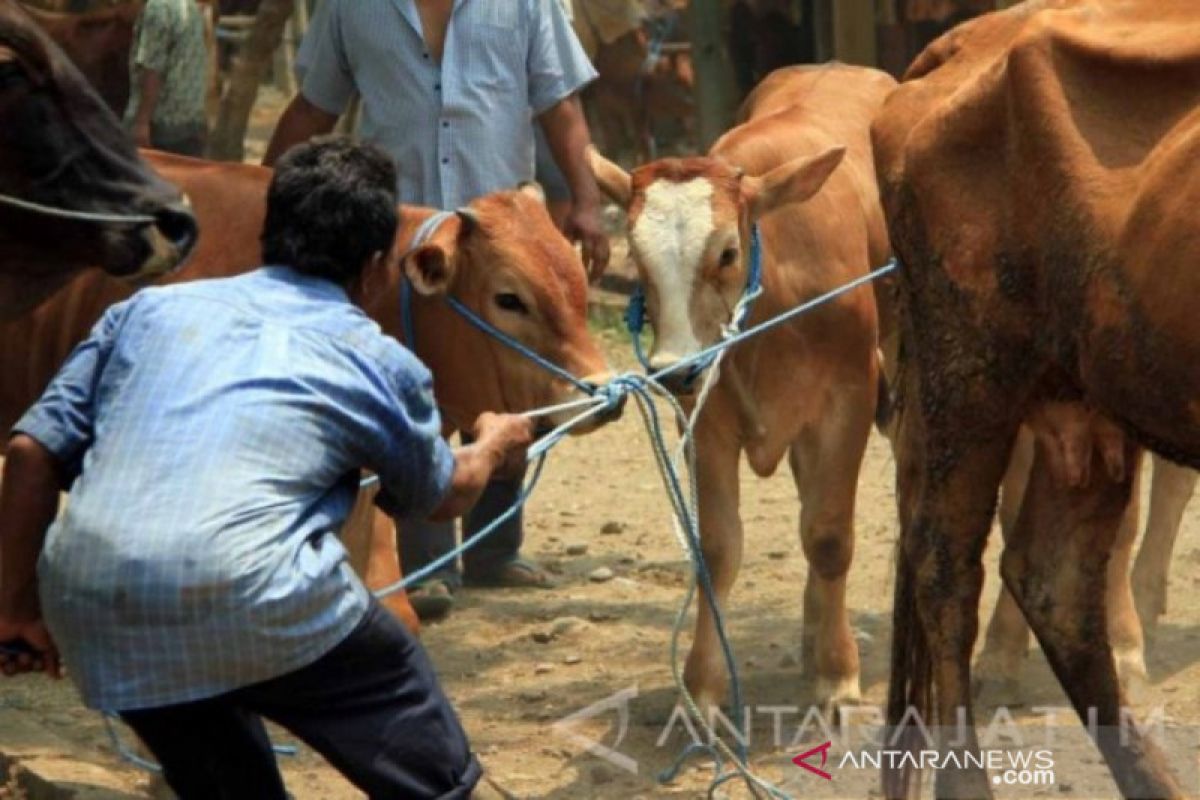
[792,740,833,780]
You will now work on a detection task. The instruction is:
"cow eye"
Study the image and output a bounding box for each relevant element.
[494,292,529,315]
[718,247,739,268]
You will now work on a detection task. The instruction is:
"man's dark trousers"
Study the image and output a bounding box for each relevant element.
[120,601,481,799]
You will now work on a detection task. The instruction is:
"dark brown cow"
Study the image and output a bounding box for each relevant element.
[0,151,613,632]
[18,0,143,112]
[874,1,1200,797]
[0,0,196,320]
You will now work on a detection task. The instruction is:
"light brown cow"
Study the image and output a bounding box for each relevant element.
[0,150,613,632]
[590,63,895,713]
[874,1,1200,796]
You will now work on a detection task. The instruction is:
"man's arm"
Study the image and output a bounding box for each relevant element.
[129,68,164,148]
[538,95,610,280]
[426,413,533,522]
[0,435,62,677]
[263,94,340,167]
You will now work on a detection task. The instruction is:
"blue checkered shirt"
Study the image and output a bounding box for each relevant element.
[298,0,596,208]
[14,267,454,711]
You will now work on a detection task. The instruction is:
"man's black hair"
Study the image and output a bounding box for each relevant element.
[261,136,399,285]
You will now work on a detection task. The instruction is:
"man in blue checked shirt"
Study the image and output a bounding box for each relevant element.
[265,0,610,621]
[0,138,530,799]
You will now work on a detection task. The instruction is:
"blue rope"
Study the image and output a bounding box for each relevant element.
[625,223,765,383]
[649,258,897,385]
[372,455,548,598]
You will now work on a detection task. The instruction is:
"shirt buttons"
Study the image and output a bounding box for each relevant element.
[435,83,442,91]
[442,121,449,128]
[441,157,449,165]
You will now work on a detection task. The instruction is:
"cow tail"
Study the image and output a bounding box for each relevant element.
[883,533,931,800]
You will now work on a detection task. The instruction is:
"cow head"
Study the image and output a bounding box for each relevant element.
[382,185,615,433]
[588,145,844,394]
[0,0,196,319]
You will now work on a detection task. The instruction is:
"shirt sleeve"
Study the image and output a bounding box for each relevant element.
[527,0,598,114]
[362,347,455,522]
[12,300,131,480]
[132,0,176,75]
[299,0,357,115]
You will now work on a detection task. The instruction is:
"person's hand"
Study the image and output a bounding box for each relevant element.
[0,615,60,678]
[472,412,535,476]
[563,197,610,282]
[132,120,152,149]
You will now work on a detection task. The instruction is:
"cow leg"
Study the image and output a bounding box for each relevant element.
[788,397,870,713]
[340,483,419,634]
[888,435,1012,800]
[1003,447,1182,799]
[1107,472,1146,702]
[974,427,1034,706]
[1132,456,1196,642]
[681,431,743,714]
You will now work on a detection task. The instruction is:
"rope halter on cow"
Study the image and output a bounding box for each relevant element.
[0,192,158,225]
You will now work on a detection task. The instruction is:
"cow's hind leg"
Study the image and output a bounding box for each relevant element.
[975,427,1034,706]
[1003,447,1181,799]
[789,393,871,713]
[682,430,744,714]
[1132,456,1196,643]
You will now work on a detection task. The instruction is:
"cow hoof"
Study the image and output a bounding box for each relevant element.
[972,674,1022,708]
[814,674,861,721]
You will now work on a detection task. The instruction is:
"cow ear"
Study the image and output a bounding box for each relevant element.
[401,215,464,296]
[587,146,633,207]
[743,146,845,221]
[518,181,547,205]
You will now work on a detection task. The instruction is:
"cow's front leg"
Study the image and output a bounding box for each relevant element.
[789,391,872,714]
[682,430,743,715]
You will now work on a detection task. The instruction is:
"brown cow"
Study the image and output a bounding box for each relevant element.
[874,1,1200,797]
[590,63,894,713]
[0,0,196,320]
[975,440,1196,706]
[0,150,613,631]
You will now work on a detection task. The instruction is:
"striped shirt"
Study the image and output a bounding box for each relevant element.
[299,0,596,208]
[15,267,454,711]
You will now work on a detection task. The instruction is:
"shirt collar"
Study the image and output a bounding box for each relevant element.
[258,265,351,304]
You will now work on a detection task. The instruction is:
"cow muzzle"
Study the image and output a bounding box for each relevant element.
[648,353,706,397]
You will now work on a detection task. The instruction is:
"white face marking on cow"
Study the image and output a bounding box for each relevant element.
[628,178,724,367]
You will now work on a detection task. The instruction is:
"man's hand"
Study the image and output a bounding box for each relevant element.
[428,413,535,521]
[472,412,536,476]
[0,617,60,678]
[564,197,610,282]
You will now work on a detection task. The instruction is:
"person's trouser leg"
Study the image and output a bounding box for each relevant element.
[237,601,481,800]
[120,699,287,800]
[462,469,526,580]
[400,517,462,590]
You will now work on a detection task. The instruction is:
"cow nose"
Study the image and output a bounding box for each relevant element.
[648,354,699,396]
[154,201,198,261]
[581,371,627,423]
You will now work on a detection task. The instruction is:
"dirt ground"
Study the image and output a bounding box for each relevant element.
[2,320,1200,799]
